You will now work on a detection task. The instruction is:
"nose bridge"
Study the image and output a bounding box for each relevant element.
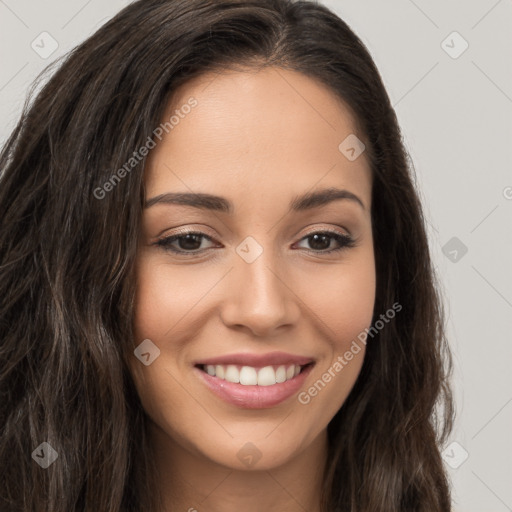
[220,235,299,334]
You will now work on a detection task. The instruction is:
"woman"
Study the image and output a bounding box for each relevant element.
[0,0,454,510]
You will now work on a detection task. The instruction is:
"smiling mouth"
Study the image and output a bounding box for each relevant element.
[196,363,314,386]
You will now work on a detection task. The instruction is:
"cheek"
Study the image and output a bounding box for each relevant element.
[296,248,376,349]
[130,259,183,403]
[292,251,375,428]
[329,263,376,345]
[132,258,205,343]
[130,260,200,438]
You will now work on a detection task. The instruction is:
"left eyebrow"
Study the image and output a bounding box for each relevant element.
[290,187,365,212]
[144,186,366,213]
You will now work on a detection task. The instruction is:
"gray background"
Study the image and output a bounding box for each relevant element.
[1,0,511,510]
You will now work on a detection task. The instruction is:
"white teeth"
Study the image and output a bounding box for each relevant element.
[239,366,258,385]
[257,366,276,386]
[275,365,286,383]
[225,365,240,383]
[215,365,225,379]
[202,363,304,386]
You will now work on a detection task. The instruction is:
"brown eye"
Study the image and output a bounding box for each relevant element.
[295,231,356,253]
[154,231,216,254]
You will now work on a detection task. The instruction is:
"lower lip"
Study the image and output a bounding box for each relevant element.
[194,364,314,409]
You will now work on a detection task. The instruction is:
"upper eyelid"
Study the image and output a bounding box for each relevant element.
[157,226,351,244]
[300,225,351,238]
[154,228,353,252]
[157,221,352,239]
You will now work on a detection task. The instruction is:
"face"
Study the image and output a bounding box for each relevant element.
[130,66,376,471]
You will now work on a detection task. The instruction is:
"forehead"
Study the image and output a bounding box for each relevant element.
[144,66,371,207]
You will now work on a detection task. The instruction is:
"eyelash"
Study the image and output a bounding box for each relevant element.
[153,229,356,256]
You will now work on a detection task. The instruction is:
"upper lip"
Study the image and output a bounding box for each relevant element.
[195,351,314,367]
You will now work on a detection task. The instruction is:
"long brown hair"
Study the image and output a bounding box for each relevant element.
[0,0,454,510]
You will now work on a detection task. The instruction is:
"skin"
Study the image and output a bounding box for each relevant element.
[130,66,376,512]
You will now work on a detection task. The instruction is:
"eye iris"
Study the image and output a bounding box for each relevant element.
[179,234,203,251]
[308,233,331,251]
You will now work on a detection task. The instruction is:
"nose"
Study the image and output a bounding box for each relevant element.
[219,248,301,338]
